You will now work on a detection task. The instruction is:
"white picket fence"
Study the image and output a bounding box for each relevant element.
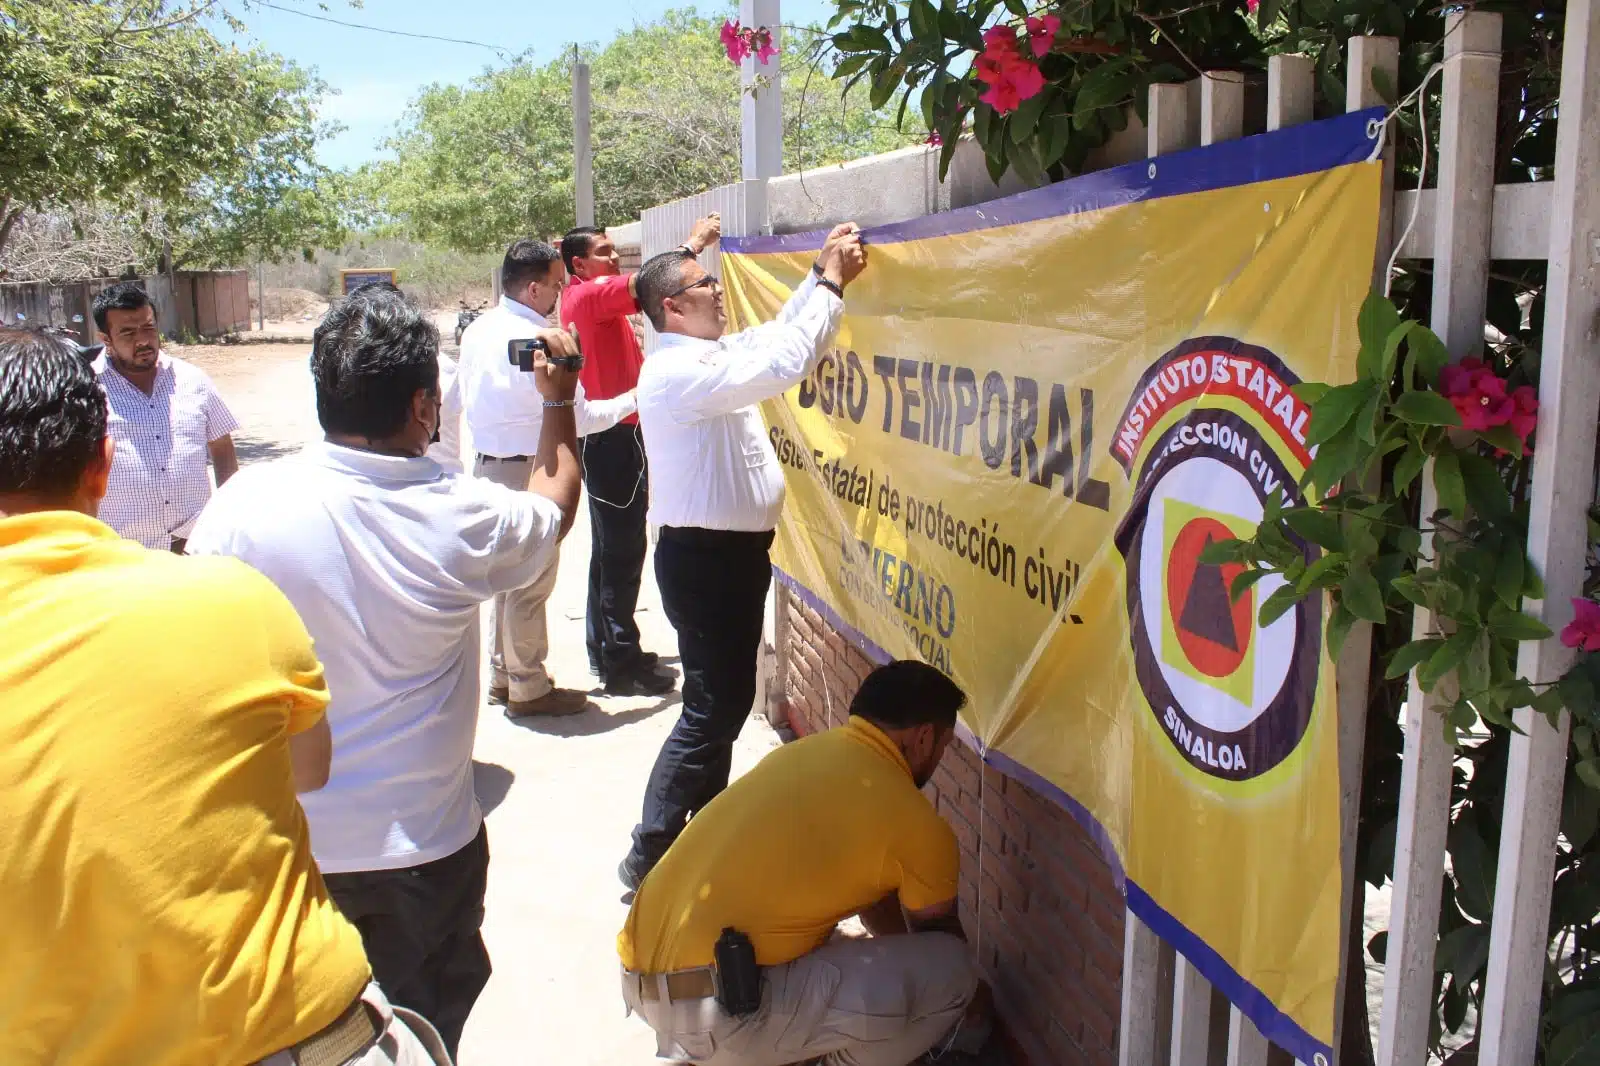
[634,3,1599,1060]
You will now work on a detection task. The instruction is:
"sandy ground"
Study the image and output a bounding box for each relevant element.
[173,339,785,1065]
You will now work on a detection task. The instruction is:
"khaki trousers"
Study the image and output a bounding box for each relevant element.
[623,933,977,1066]
[473,455,560,701]
[255,981,451,1066]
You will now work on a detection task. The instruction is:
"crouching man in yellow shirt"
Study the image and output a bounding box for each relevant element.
[617,660,986,1065]
[0,328,448,1066]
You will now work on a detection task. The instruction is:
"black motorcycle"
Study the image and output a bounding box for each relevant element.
[454,300,487,346]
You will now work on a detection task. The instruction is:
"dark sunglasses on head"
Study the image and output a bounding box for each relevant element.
[666,274,719,299]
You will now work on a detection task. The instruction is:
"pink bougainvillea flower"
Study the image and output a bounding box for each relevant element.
[1437,356,1486,398]
[753,27,778,64]
[1562,598,1600,652]
[926,130,943,146]
[974,23,1046,114]
[1025,14,1061,57]
[1439,358,1518,432]
[983,24,1021,53]
[979,79,1023,113]
[1247,0,1260,12]
[721,19,750,64]
[1505,384,1538,455]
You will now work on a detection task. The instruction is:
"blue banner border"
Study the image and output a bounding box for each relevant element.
[724,108,1380,258]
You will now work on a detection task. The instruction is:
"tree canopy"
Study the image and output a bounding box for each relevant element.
[0,0,345,274]
[359,7,921,254]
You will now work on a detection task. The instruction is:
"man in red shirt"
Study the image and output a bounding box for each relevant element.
[560,214,720,695]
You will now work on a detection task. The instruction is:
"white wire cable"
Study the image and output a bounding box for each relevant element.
[1365,49,1503,296]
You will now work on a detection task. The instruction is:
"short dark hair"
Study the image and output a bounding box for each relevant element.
[91,281,155,333]
[311,287,440,439]
[560,226,605,275]
[849,660,968,731]
[501,239,562,293]
[635,251,691,331]
[0,329,108,499]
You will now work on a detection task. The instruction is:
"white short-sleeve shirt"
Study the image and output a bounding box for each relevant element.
[187,442,563,872]
[96,353,239,548]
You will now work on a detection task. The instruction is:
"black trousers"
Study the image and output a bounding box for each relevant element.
[323,826,491,1059]
[629,526,773,872]
[582,423,650,676]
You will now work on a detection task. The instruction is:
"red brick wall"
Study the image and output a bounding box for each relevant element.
[773,583,1125,1066]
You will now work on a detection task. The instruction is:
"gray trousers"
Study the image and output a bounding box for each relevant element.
[473,455,560,701]
[623,933,977,1066]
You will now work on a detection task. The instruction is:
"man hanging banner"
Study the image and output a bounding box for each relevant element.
[720,110,1383,1061]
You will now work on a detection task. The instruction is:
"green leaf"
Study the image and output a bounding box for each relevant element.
[1342,565,1387,623]
[1230,567,1272,603]
[1419,629,1476,691]
[1008,89,1051,143]
[1292,382,1331,405]
[1370,64,1399,107]
[1367,930,1388,963]
[1404,327,1450,388]
[1327,603,1358,659]
[1283,508,1345,551]
[1435,922,1490,982]
[909,0,941,46]
[1258,584,1303,627]
[1386,638,1445,679]
[1433,448,1468,519]
[1458,451,1511,518]
[973,104,994,150]
[1297,551,1347,592]
[1199,536,1249,565]
[1577,759,1600,791]
[1306,425,1365,495]
[1002,0,1029,15]
[1392,444,1427,495]
[1493,550,1525,609]
[1392,390,1462,427]
[1391,575,1429,607]
[1256,0,1284,29]
[1487,604,1554,642]
[1306,381,1376,447]
[1356,292,1403,378]
[1356,385,1382,445]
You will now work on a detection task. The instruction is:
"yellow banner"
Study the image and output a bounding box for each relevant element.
[721,113,1382,1060]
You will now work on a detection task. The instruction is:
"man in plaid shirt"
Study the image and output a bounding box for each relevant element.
[92,282,239,552]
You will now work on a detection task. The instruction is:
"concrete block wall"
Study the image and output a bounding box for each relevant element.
[773,584,1124,1066]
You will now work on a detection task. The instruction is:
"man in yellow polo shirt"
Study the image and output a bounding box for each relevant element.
[0,329,446,1066]
[618,659,981,1065]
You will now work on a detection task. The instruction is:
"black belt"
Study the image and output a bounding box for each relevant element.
[477,453,531,463]
[659,526,775,549]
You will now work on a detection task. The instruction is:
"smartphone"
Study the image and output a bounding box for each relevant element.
[507,337,583,372]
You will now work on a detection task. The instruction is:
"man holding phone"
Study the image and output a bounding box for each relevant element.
[459,239,636,718]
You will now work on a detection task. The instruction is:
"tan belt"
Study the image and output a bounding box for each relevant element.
[268,994,379,1066]
[629,966,718,1003]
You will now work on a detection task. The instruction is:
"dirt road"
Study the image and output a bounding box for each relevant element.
[174,339,782,1065]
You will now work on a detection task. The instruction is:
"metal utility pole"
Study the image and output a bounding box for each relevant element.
[573,46,595,228]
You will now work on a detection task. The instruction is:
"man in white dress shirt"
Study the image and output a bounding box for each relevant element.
[188,285,583,1056]
[618,223,868,888]
[460,239,638,717]
[92,281,240,552]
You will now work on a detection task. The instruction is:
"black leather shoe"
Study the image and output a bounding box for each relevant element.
[604,663,676,697]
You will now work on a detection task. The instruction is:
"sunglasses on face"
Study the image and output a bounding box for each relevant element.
[666,275,719,299]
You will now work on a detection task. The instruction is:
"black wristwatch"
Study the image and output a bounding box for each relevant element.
[678,243,699,257]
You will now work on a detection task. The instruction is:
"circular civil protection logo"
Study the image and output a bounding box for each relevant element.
[1109,338,1322,782]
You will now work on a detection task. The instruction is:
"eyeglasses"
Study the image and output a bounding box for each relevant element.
[665,274,719,299]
